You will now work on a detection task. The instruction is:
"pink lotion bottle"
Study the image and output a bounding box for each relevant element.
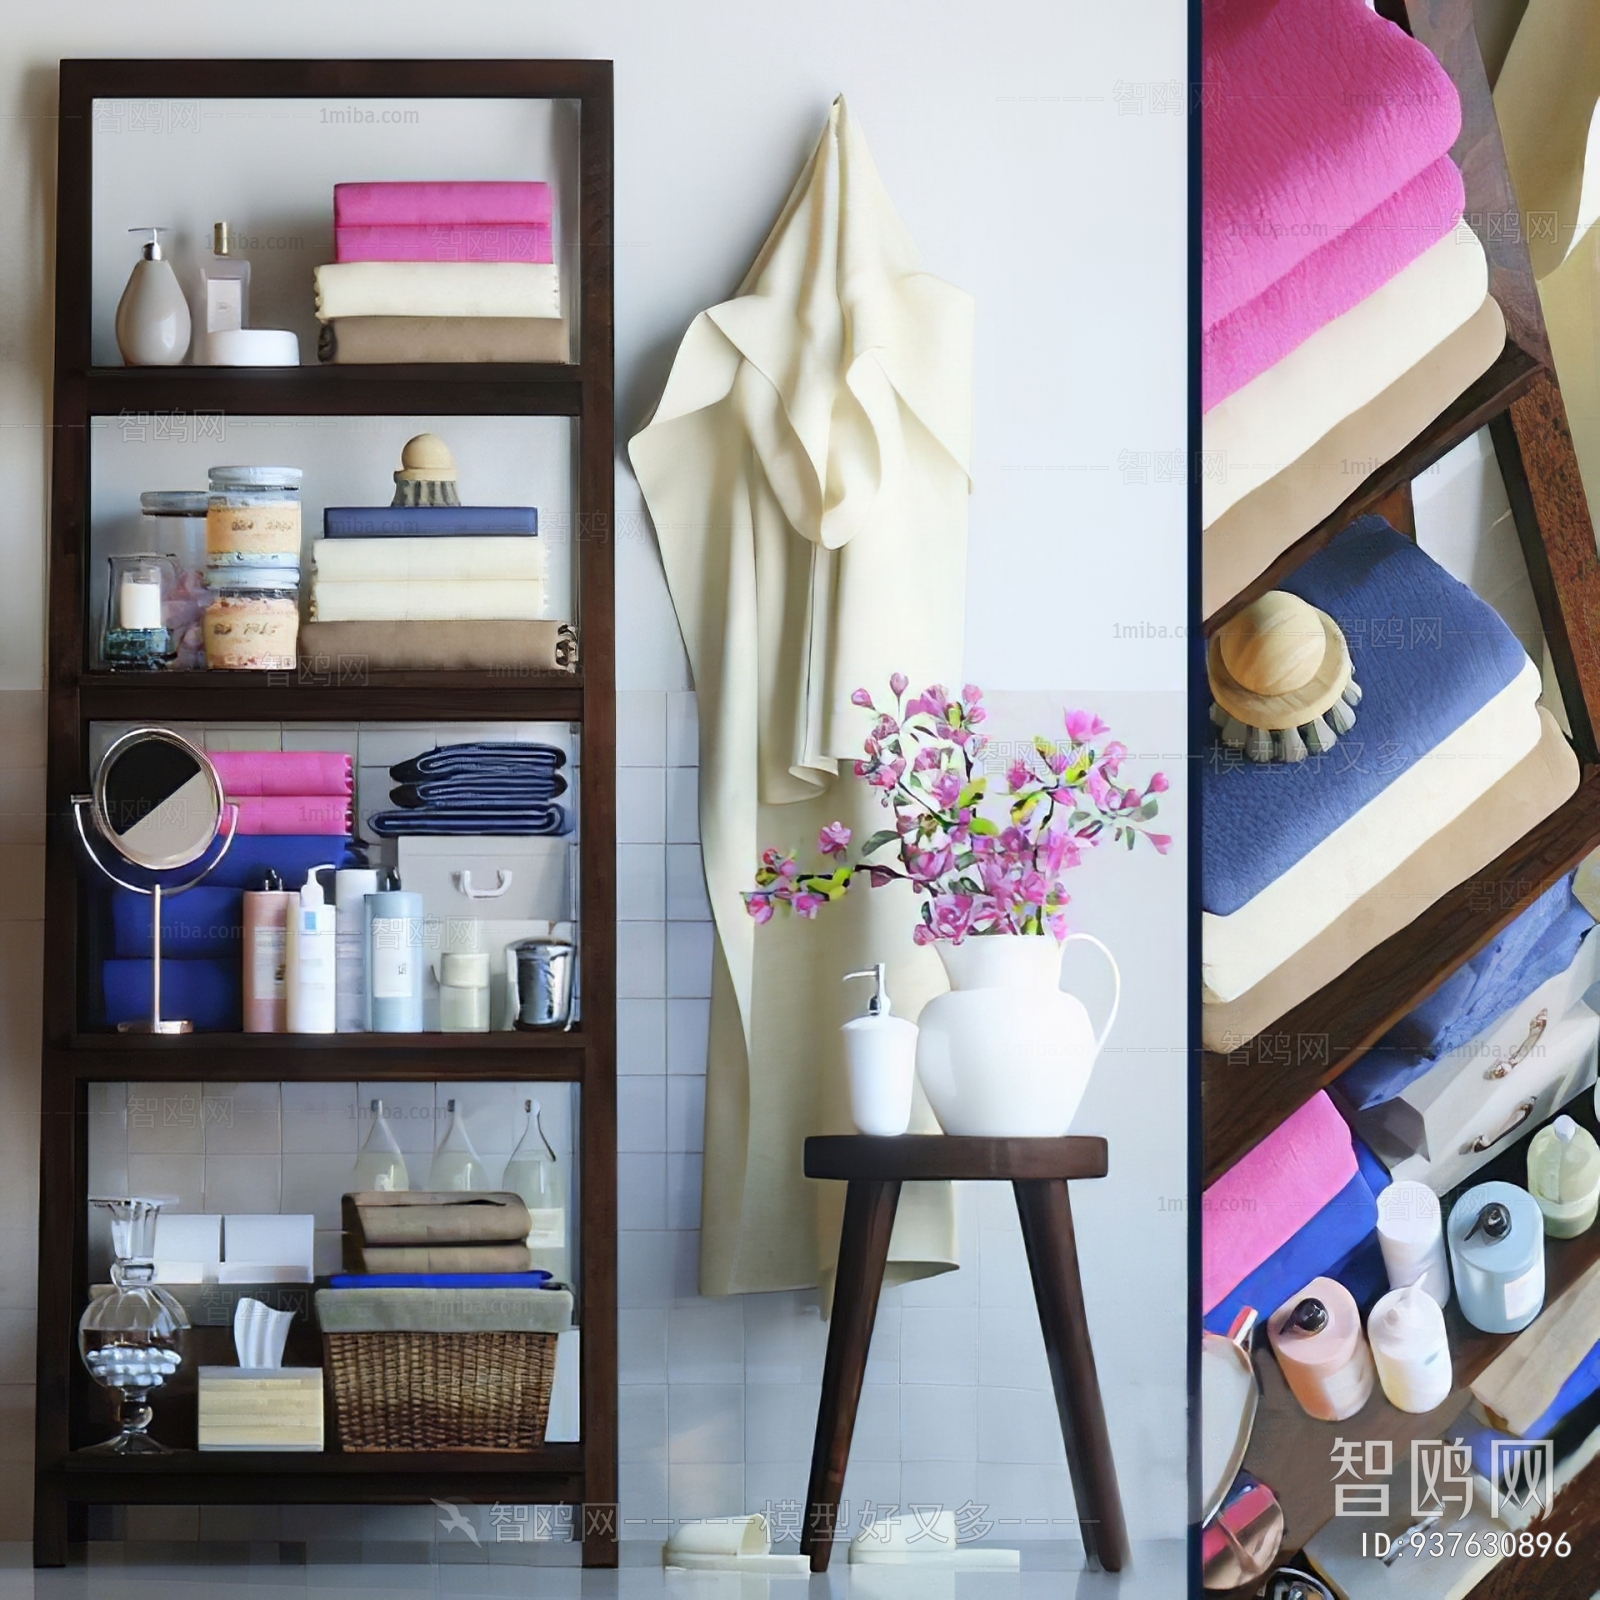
[242,869,292,1032]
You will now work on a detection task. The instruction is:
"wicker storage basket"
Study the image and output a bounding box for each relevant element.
[323,1329,557,1452]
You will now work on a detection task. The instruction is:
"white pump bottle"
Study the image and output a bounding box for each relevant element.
[841,964,919,1136]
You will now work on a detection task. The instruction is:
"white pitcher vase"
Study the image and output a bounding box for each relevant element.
[914,933,1120,1137]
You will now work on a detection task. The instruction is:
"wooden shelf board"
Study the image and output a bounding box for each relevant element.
[82,365,586,419]
[1204,339,1543,635]
[1202,765,1600,1187]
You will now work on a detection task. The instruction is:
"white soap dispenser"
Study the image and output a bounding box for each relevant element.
[115,227,193,366]
[285,865,337,1033]
[841,964,919,1136]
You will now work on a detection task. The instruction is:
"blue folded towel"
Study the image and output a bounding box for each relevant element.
[1203,1144,1384,1334]
[1523,1336,1600,1439]
[1202,519,1529,916]
[102,958,241,1031]
[389,742,566,782]
[326,1272,554,1288]
[367,804,572,838]
[112,836,365,892]
[1333,878,1593,1111]
[389,776,567,808]
[111,886,242,958]
[324,506,538,537]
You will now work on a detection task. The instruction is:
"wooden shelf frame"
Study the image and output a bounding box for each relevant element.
[35,59,619,1567]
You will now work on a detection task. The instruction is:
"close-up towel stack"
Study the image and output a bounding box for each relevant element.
[366,740,572,838]
[1201,518,1579,1052]
[102,750,361,1031]
[314,180,567,364]
[1201,0,1504,613]
[339,1190,543,1275]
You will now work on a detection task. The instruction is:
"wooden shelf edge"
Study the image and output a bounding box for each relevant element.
[46,1444,585,1477]
[1203,338,1544,635]
[1202,763,1600,1185]
[76,680,586,723]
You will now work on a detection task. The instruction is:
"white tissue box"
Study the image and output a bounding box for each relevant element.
[398,836,572,926]
[222,1215,315,1283]
[198,1367,323,1451]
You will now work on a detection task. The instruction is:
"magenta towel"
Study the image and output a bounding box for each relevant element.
[1203,0,1461,332]
[333,182,553,227]
[1202,1090,1357,1313]
[211,750,353,798]
[335,223,554,264]
[234,795,353,835]
[1203,155,1464,411]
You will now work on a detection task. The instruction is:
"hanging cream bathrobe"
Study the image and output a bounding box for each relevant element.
[628,97,976,1299]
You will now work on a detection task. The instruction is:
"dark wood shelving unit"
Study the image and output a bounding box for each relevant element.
[35,59,618,1567]
[1204,2,1600,1589]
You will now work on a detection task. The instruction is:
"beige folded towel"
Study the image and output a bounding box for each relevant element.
[348,1243,534,1273]
[316,1286,573,1334]
[313,262,560,321]
[312,536,544,585]
[1471,1258,1600,1434]
[299,619,577,673]
[310,578,545,622]
[320,316,571,364]
[344,1190,532,1246]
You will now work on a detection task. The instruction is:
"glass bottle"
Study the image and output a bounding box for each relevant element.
[352,1098,409,1192]
[427,1098,487,1191]
[78,1198,189,1453]
[502,1098,567,1280]
[197,221,251,362]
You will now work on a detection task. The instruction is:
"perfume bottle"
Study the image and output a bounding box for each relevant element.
[115,228,192,366]
[427,1098,487,1191]
[352,1099,408,1192]
[502,1098,567,1279]
[197,221,250,363]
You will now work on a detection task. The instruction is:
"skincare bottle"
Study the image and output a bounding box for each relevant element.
[333,867,380,1032]
[241,868,292,1033]
[364,887,425,1032]
[1447,1181,1544,1333]
[197,222,251,363]
[1527,1114,1600,1238]
[502,1098,567,1278]
[840,964,919,1136]
[1375,1180,1451,1307]
[284,866,337,1033]
[1368,1283,1452,1414]
[115,227,192,366]
[439,951,491,1033]
[427,1098,487,1191]
[1266,1277,1375,1422]
[352,1099,409,1192]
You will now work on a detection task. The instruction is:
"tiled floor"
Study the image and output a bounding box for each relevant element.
[0,1542,1188,1599]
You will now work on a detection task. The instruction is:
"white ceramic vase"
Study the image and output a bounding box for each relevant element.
[914,933,1120,1137]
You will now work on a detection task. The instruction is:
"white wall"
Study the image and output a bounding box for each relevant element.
[0,0,1187,1555]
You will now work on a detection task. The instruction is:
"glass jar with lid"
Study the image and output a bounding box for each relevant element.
[139,490,211,668]
[206,466,303,563]
[203,564,301,670]
[100,553,178,671]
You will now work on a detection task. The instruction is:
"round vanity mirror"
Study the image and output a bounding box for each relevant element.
[91,728,222,871]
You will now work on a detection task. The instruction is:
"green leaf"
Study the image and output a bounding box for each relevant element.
[967,817,1000,836]
[860,829,900,858]
[958,780,987,809]
[1137,798,1160,820]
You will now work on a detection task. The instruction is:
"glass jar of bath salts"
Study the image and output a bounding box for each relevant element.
[206,466,303,562]
[202,565,300,670]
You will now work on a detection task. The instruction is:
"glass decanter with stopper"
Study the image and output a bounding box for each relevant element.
[78,1197,189,1453]
[352,1098,409,1191]
[502,1098,568,1280]
[427,1097,487,1191]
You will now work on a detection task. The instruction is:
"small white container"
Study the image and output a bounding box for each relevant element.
[439,951,491,1033]
[840,965,918,1136]
[1375,1180,1451,1307]
[1368,1283,1453,1413]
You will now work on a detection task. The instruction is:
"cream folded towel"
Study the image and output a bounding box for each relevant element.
[313,262,561,321]
[310,579,546,622]
[1471,1258,1600,1434]
[312,536,544,584]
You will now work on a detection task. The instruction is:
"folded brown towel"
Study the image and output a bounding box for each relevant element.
[343,1190,533,1247]
[1471,1258,1600,1434]
[348,1242,535,1274]
[300,619,577,673]
[319,315,571,364]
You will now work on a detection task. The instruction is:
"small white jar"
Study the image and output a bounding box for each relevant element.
[439,951,491,1033]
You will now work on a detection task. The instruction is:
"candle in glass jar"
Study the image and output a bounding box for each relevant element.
[1376,1180,1451,1307]
[119,572,164,630]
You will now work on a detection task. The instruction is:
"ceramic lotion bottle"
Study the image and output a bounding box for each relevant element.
[1267,1277,1375,1422]
[1448,1181,1545,1333]
[115,228,192,366]
[841,964,918,1136]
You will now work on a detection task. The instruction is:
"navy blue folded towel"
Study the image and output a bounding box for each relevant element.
[389,776,567,809]
[389,741,566,783]
[324,506,538,537]
[367,803,573,838]
[112,885,243,958]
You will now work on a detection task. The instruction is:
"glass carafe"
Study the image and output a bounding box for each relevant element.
[352,1098,409,1192]
[502,1098,567,1280]
[78,1197,189,1453]
[427,1098,486,1191]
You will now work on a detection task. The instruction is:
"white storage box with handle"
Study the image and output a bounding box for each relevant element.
[396,835,572,927]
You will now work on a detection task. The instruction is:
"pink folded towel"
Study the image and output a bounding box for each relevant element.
[333,181,552,227]
[335,223,553,264]
[211,750,353,798]
[1203,0,1461,332]
[1202,1090,1357,1313]
[233,795,353,836]
[1203,155,1464,411]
